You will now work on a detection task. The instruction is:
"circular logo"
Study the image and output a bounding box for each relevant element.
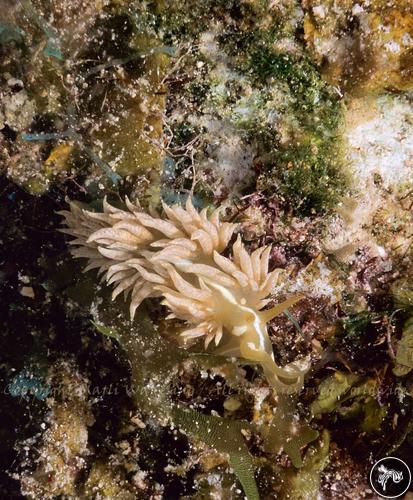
[370,457,411,498]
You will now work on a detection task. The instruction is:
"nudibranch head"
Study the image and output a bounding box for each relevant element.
[60,197,309,392]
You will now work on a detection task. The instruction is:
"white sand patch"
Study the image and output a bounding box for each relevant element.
[323,94,413,263]
[345,95,413,190]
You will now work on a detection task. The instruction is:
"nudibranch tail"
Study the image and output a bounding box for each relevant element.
[61,197,309,392]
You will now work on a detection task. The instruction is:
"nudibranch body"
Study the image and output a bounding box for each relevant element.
[61,197,309,392]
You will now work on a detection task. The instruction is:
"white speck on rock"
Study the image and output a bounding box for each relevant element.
[352,4,364,16]
[384,40,400,53]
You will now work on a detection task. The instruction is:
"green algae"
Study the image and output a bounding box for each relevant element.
[173,407,259,500]
[245,47,347,214]
[72,5,171,181]
[281,430,330,500]
[92,308,259,499]
[393,318,413,376]
[261,395,319,468]
[158,0,347,213]
[90,298,321,499]
[311,372,387,434]
[391,281,413,376]
[2,1,170,196]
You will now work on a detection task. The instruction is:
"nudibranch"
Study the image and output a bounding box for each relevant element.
[60,197,309,392]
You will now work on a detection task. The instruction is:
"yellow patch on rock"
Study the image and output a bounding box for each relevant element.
[92,33,169,178]
[303,0,413,94]
[44,143,75,171]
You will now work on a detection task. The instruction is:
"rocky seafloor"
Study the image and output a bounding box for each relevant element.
[1,1,413,498]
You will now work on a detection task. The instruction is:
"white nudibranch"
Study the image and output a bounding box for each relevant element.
[60,197,309,392]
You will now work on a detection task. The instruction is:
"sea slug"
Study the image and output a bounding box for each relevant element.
[61,197,309,392]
